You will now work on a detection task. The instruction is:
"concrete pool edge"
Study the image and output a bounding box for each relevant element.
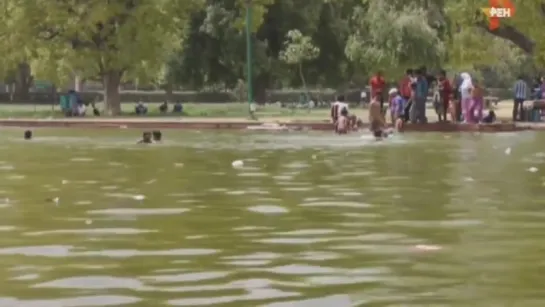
[0,118,536,132]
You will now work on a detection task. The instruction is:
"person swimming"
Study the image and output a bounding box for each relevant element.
[152,130,162,142]
[138,131,153,144]
[24,130,32,140]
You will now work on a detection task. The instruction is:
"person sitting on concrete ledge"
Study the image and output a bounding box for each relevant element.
[173,102,183,113]
[159,101,168,113]
[135,102,148,115]
[482,110,496,123]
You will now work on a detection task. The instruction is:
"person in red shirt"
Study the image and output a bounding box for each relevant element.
[399,69,413,121]
[437,69,452,122]
[370,71,386,114]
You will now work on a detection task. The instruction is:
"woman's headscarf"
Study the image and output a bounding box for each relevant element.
[460,72,473,95]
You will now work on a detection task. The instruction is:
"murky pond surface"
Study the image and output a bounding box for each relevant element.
[0,128,544,306]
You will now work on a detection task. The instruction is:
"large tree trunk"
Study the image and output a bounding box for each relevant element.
[13,62,33,102]
[102,70,123,116]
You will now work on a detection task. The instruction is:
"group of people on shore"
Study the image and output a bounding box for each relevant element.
[330,67,502,138]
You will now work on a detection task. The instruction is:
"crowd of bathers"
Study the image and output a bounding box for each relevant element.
[330,67,504,138]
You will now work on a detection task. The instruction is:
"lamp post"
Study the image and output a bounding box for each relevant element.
[245,0,254,111]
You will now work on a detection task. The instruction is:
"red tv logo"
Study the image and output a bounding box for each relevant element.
[482,0,515,30]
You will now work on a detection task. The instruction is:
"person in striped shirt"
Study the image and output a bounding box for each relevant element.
[513,76,528,121]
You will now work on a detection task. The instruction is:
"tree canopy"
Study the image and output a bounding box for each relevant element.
[0,0,541,109]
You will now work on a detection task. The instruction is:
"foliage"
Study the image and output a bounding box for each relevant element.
[0,0,202,113]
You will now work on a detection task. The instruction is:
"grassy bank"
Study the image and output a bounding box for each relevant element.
[0,100,515,121]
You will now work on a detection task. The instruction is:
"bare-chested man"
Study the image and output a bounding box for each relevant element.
[336,107,349,134]
[369,95,386,140]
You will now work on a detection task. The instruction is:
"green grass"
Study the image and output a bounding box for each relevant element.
[0,102,331,119]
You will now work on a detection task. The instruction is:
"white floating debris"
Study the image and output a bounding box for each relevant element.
[414,244,441,251]
[133,195,145,201]
[85,219,92,225]
[528,167,538,173]
[463,177,474,182]
[145,179,156,184]
[174,163,184,168]
[505,147,511,155]
[50,197,59,206]
[311,155,317,160]
[232,160,244,168]
[61,180,69,185]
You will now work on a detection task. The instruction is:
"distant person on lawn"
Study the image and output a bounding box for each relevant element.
[159,101,168,113]
[135,102,148,115]
[173,101,183,113]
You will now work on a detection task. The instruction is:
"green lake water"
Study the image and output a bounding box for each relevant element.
[0,128,544,306]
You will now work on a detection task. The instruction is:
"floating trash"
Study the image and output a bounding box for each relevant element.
[85,219,92,225]
[528,167,538,173]
[61,180,69,185]
[232,160,244,168]
[46,197,59,206]
[505,147,511,155]
[132,195,145,201]
[174,163,184,168]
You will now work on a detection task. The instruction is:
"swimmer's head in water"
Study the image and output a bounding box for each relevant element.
[24,130,32,140]
[152,130,162,141]
[142,131,152,143]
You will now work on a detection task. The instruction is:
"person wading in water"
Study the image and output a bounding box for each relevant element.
[369,95,387,140]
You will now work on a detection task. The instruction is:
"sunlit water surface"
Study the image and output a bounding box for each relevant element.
[0,128,543,306]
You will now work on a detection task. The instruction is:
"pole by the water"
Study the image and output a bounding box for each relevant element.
[245,2,253,108]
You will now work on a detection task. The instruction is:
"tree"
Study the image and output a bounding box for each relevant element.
[345,0,445,77]
[3,0,202,114]
[279,29,320,95]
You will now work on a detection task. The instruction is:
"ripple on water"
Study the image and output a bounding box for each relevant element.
[247,205,288,214]
[24,228,157,236]
[299,201,371,208]
[263,294,353,307]
[70,157,94,162]
[87,208,190,215]
[0,296,141,306]
[0,245,218,258]
[143,271,230,283]
[34,276,145,290]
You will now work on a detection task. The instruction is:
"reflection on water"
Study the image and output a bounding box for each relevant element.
[0,128,544,306]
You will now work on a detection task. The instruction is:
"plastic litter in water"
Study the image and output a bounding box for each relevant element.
[528,167,538,173]
[61,180,69,185]
[505,147,511,155]
[232,160,244,168]
[132,195,145,201]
